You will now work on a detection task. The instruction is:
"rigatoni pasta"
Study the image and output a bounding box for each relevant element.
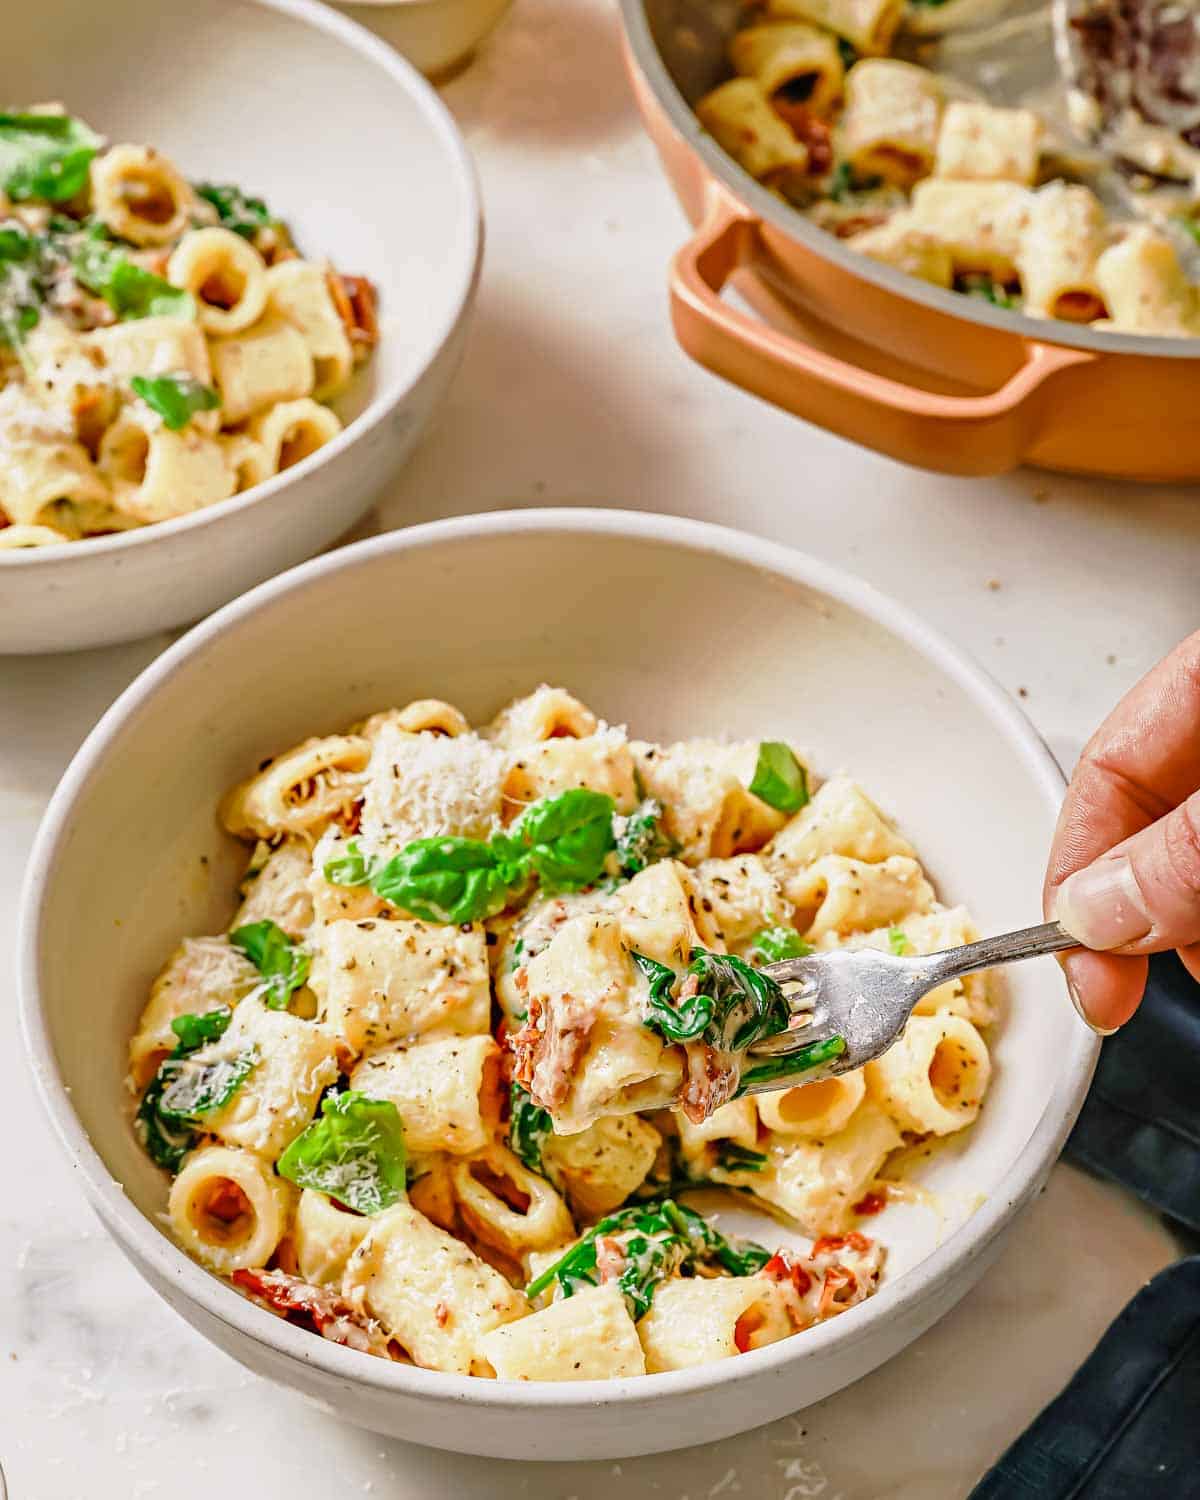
[692,7,1200,334]
[0,106,379,547]
[127,685,997,1379]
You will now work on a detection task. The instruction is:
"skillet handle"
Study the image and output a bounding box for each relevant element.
[669,191,1094,477]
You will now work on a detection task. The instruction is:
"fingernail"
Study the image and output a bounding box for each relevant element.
[1067,977,1119,1036]
[1054,855,1150,951]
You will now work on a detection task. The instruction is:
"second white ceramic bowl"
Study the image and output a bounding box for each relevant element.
[19,510,1098,1458]
[0,0,481,654]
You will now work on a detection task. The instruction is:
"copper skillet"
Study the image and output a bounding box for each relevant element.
[618,0,1200,480]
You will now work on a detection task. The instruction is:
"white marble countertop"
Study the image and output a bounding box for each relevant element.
[2,2,1197,1494]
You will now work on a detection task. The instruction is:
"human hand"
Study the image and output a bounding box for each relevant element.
[1045,630,1200,1033]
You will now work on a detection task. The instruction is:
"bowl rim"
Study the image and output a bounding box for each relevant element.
[618,0,1200,363]
[0,0,483,569]
[18,506,1099,1411]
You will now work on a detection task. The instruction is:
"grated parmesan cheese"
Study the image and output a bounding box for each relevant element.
[357,726,506,856]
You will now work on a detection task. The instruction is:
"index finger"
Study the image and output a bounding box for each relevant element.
[1045,628,1200,899]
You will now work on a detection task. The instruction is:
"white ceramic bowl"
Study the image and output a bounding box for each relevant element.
[0,0,481,655]
[335,0,516,77]
[19,510,1098,1459]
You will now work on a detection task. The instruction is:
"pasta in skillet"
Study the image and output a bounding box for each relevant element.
[0,106,377,549]
[693,0,1200,334]
[127,687,995,1380]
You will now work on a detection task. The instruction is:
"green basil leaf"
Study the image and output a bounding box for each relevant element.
[369,836,515,924]
[747,742,809,814]
[230,918,310,1009]
[613,797,676,878]
[136,1005,241,1169]
[525,1198,771,1319]
[736,1033,848,1095]
[508,1082,554,1173]
[323,839,372,887]
[0,222,42,350]
[747,924,814,965]
[828,160,882,201]
[73,228,195,321]
[0,223,33,261]
[130,372,220,431]
[277,1090,407,1214]
[638,947,792,1052]
[496,788,616,892]
[170,1005,233,1052]
[0,112,101,203]
[158,1046,258,1123]
[195,181,274,238]
[135,1078,197,1171]
[715,1142,767,1173]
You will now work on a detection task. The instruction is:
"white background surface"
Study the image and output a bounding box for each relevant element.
[1,1,1196,1494]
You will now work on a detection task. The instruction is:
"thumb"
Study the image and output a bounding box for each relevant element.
[1054,789,1200,952]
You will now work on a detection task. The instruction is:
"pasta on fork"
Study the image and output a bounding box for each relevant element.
[126,685,996,1379]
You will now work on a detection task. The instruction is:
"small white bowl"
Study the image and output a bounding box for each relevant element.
[0,0,482,654]
[335,0,515,77]
[19,510,1098,1459]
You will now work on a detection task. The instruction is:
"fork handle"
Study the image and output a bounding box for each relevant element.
[921,919,1078,986]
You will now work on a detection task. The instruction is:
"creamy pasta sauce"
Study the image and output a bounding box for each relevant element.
[0,106,377,549]
[126,686,995,1380]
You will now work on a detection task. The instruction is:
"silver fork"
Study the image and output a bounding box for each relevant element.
[739,921,1078,1096]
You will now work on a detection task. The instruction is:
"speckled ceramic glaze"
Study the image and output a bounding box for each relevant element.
[0,0,481,653]
[19,511,1098,1458]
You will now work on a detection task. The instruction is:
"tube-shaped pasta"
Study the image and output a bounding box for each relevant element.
[343,1202,526,1374]
[293,1188,370,1285]
[220,733,370,841]
[450,1144,575,1256]
[219,432,268,492]
[756,1069,866,1138]
[1017,183,1108,323]
[847,219,954,287]
[676,1098,760,1152]
[0,438,110,527]
[637,1277,792,1372]
[208,312,314,425]
[89,143,193,247]
[350,1034,501,1156]
[87,314,219,438]
[766,0,902,55]
[485,686,598,747]
[839,60,942,187]
[168,1144,294,1274]
[695,79,810,191]
[1095,226,1199,336]
[479,1285,647,1381]
[265,259,354,400]
[540,1113,662,1217]
[865,1014,991,1135]
[753,1099,901,1232]
[906,178,1034,278]
[729,23,845,117]
[934,100,1042,186]
[128,935,261,1089]
[357,699,472,740]
[786,853,934,939]
[500,728,639,818]
[244,397,342,482]
[98,413,236,525]
[0,523,71,548]
[167,227,269,336]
